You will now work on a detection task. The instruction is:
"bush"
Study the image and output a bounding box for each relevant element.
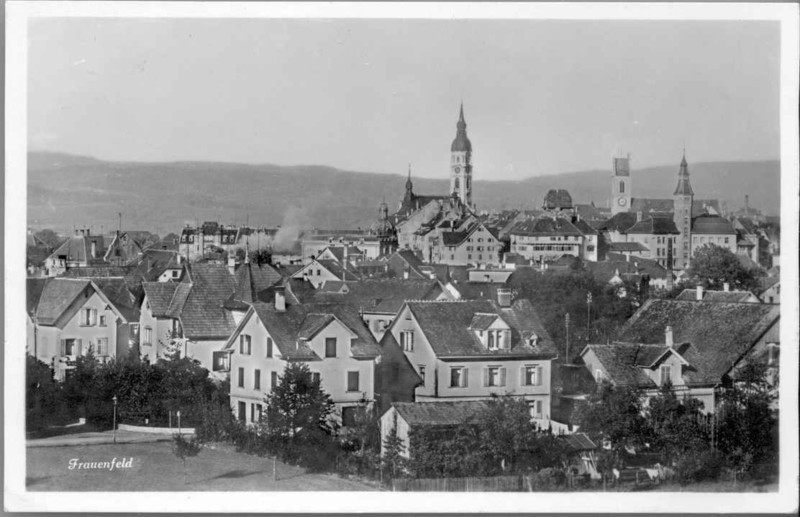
[528,467,567,491]
[675,449,727,485]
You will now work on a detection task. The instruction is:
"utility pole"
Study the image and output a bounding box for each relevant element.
[112,395,118,443]
[565,313,570,364]
[586,291,592,340]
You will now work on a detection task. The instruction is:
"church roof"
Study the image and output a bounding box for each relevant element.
[673,154,695,196]
[450,103,472,152]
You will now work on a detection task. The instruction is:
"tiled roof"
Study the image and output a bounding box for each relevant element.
[675,289,759,303]
[626,217,680,235]
[142,282,192,319]
[405,299,556,358]
[391,400,493,426]
[60,266,133,279]
[574,203,608,221]
[315,259,362,282]
[312,278,441,314]
[92,277,140,322]
[617,299,780,385]
[32,278,91,326]
[26,278,49,317]
[233,261,282,304]
[583,343,660,387]
[180,263,236,340]
[510,217,583,237]
[606,242,649,253]
[451,282,506,301]
[693,199,721,216]
[246,302,380,359]
[691,214,736,235]
[587,255,667,283]
[572,218,599,236]
[468,313,500,331]
[49,235,108,264]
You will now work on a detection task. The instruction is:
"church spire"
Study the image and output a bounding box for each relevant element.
[673,150,694,196]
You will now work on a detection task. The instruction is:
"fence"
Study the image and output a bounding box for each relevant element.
[392,475,524,492]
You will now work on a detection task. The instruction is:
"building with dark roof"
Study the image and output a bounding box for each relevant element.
[675,285,760,304]
[580,299,780,412]
[27,277,139,380]
[508,211,599,263]
[138,262,236,369]
[44,228,110,276]
[381,296,558,424]
[223,296,381,427]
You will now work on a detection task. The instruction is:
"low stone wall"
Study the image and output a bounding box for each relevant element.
[117,423,195,435]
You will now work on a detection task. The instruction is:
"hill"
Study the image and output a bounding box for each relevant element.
[26,151,780,235]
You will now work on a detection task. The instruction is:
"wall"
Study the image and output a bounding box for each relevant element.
[138,295,176,364]
[292,261,342,288]
[388,307,438,398]
[511,234,582,262]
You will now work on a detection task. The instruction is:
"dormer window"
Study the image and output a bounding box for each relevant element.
[659,365,672,385]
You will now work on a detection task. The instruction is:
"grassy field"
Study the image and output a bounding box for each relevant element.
[27,441,375,491]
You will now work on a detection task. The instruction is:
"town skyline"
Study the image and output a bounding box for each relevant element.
[29,18,780,181]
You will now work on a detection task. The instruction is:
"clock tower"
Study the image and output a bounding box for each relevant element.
[610,155,631,215]
[450,103,473,208]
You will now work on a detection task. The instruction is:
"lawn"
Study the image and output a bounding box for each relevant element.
[26,441,376,491]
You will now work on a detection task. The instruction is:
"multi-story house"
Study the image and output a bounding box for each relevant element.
[623,216,681,267]
[290,258,362,288]
[138,262,236,370]
[222,290,381,427]
[579,299,780,413]
[27,277,139,380]
[44,228,110,277]
[429,220,503,266]
[690,214,737,258]
[381,294,558,425]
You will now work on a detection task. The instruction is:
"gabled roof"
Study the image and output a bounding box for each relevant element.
[586,255,668,283]
[509,217,583,237]
[572,218,599,236]
[543,189,573,210]
[26,278,49,318]
[92,277,140,321]
[103,232,144,263]
[391,400,493,426]
[237,302,380,360]
[468,313,503,331]
[48,234,108,264]
[318,245,364,263]
[179,263,236,339]
[386,250,428,279]
[142,282,192,318]
[617,299,780,385]
[675,289,759,303]
[30,278,92,325]
[561,432,597,452]
[233,261,283,304]
[403,299,556,358]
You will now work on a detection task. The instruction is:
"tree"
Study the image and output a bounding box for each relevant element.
[26,355,69,432]
[34,228,63,249]
[234,247,272,266]
[715,363,778,476]
[686,244,760,291]
[261,363,335,468]
[646,382,709,463]
[574,381,651,454]
[171,433,203,484]
[381,412,407,480]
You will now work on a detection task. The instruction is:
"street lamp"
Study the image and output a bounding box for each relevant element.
[112,395,118,444]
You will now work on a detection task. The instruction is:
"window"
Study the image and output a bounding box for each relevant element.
[238,401,246,422]
[271,371,278,389]
[342,406,365,428]
[767,344,779,366]
[81,308,97,326]
[311,372,321,385]
[238,367,245,388]
[594,369,604,382]
[99,315,107,327]
[95,337,109,356]
[488,332,495,349]
[254,369,261,390]
[484,366,506,387]
[266,337,273,358]
[239,334,252,355]
[255,404,263,423]
[400,331,414,352]
[418,365,426,384]
[212,351,230,372]
[523,365,543,386]
[143,326,153,346]
[347,371,360,392]
[620,181,625,194]
[316,269,321,276]
[659,365,672,385]
[325,337,337,358]
[450,367,468,388]
[531,400,543,418]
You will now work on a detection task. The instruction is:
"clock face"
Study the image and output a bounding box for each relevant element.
[454,166,461,174]
[618,197,627,206]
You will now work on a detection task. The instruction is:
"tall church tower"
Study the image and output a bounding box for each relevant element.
[672,151,695,269]
[610,155,631,215]
[450,103,473,208]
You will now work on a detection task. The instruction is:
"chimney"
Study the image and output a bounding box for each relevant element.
[696,285,703,301]
[723,282,730,292]
[665,325,674,348]
[274,285,286,312]
[227,253,236,275]
[497,288,512,307]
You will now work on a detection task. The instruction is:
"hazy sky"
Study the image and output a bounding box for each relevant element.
[28,18,780,180]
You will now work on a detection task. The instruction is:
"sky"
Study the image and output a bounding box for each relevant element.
[28,17,780,180]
